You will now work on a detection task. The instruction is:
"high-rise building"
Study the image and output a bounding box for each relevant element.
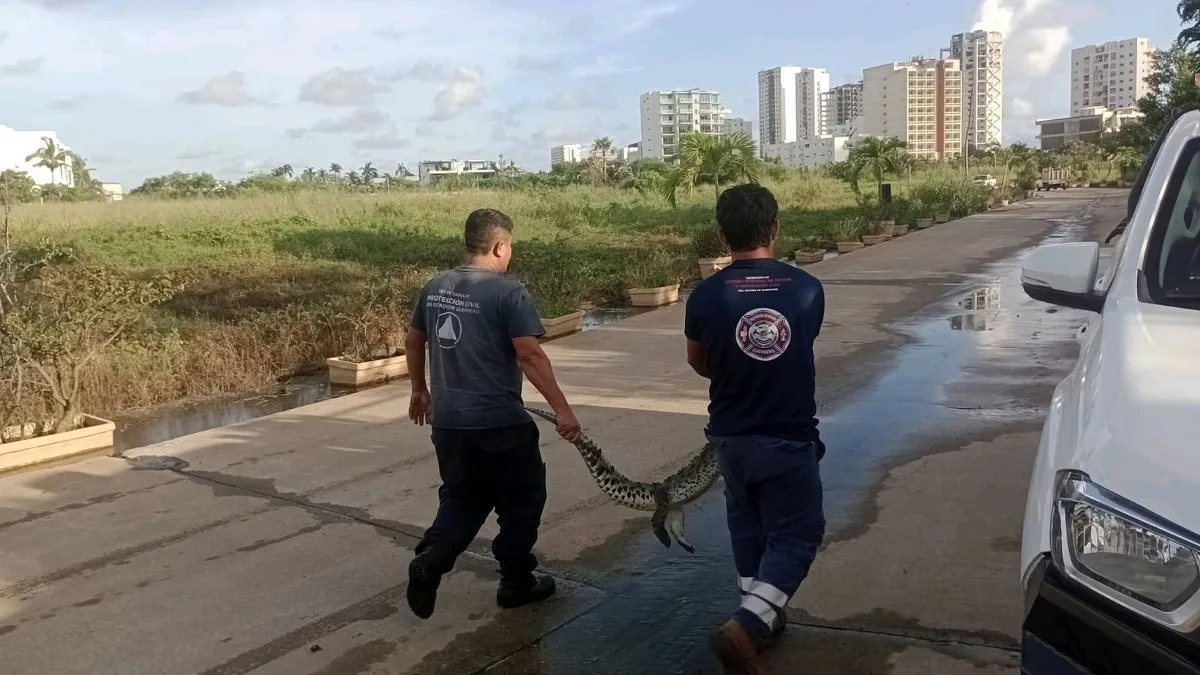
[722,116,753,139]
[550,144,585,165]
[639,88,726,160]
[862,56,963,160]
[822,82,863,128]
[757,66,829,146]
[1070,37,1155,115]
[944,30,1003,150]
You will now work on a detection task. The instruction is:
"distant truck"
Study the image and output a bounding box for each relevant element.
[1036,168,1070,190]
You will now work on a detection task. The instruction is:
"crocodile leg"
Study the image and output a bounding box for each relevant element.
[666,507,695,554]
[650,486,672,548]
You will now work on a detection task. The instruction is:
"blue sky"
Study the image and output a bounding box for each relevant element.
[0,0,1184,188]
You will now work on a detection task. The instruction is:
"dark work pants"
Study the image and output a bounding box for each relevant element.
[413,421,547,589]
[707,433,826,640]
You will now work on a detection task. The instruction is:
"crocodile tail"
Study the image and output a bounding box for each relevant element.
[523,406,657,509]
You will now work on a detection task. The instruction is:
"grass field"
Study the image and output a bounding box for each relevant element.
[8,167,996,422]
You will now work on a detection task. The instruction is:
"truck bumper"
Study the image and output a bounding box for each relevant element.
[1021,555,1200,674]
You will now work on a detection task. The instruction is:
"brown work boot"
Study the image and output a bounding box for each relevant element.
[712,618,762,675]
[758,607,787,652]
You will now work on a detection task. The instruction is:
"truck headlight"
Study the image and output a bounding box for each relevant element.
[1056,472,1200,613]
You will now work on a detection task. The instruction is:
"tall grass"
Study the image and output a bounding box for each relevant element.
[6,168,985,420]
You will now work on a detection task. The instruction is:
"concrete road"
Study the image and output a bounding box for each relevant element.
[0,189,1125,674]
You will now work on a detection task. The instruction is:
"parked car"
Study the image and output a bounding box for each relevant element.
[972,174,998,188]
[1018,107,1200,672]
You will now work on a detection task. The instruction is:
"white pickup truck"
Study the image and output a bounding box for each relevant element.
[1017,108,1200,672]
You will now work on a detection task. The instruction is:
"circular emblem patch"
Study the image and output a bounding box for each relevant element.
[735,308,791,361]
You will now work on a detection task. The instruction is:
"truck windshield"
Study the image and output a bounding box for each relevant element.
[1144,137,1200,310]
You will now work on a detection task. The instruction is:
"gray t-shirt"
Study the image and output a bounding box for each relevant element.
[410,265,546,430]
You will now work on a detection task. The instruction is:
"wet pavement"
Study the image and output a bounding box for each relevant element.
[0,190,1125,674]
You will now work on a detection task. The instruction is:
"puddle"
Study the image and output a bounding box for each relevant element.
[111,305,650,454]
[491,211,1106,673]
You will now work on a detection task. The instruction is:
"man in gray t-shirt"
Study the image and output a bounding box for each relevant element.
[403,208,582,621]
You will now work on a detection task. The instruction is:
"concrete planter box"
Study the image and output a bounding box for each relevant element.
[628,283,680,308]
[327,352,408,387]
[697,255,732,279]
[916,218,934,229]
[861,234,889,246]
[836,241,864,253]
[0,414,115,473]
[794,249,825,264]
[934,212,950,223]
[541,310,585,339]
[879,222,896,237]
[893,224,909,236]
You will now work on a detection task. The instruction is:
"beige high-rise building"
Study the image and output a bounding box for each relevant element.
[1070,37,1155,115]
[862,57,963,160]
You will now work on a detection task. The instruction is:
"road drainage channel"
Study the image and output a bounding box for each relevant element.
[110,306,647,454]
[468,217,1102,674]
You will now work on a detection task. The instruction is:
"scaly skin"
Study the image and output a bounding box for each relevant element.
[524,406,719,553]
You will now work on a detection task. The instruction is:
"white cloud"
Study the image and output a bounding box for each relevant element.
[298,68,390,106]
[1021,27,1071,75]
[178,71,268,106]
[971,0,1071,77]
[0,58,44,76]
[1009,98,1034,117]
[426,66,485,121]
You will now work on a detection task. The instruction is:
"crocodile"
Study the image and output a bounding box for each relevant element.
[523,406,719,553]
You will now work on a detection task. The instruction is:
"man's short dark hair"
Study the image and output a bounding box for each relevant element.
[715,184,779,252]
[464,208,514,254]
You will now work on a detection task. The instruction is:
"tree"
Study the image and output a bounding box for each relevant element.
[360,162,379,184]
[847,136,908,196]
[659,131,761,208]
[1178,0,1200,53]
[24,137,70,186]
[1122,46,1200,151]
[329,163,343,176]
[271,164,294,178]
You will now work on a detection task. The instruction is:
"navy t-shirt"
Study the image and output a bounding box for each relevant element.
[684,257,825,442]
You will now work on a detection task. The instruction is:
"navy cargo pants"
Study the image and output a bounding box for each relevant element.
[413,420,547,589]
[708,433,826,640]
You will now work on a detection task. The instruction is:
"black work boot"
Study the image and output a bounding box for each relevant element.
[496,573,557,609]
[406,557,441,619]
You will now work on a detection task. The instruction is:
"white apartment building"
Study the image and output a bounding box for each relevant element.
[550,144,585,165]
[762,135,855,168]
[822,82,863,129]
[639,88,726,160]
[0,125,76,187]
[1035,106,1144,150]
[862,57,963,160]
[945,30,1003,150]
[417,159,498,184]
[1070,37,1155,115]
[757,66,830,147]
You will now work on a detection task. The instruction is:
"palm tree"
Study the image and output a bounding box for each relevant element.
[329,163,342,176]
[316,168,330,182]
[847,136,908,196]
[300,167,316,181]
[659,131,761,208]
[346,170,361,186]
[271,164,293,178]
[395,163,412,178]
[24,136,70,185]
[360,162,379,183]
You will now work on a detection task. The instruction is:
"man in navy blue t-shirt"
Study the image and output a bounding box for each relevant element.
[684,184,826,673]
